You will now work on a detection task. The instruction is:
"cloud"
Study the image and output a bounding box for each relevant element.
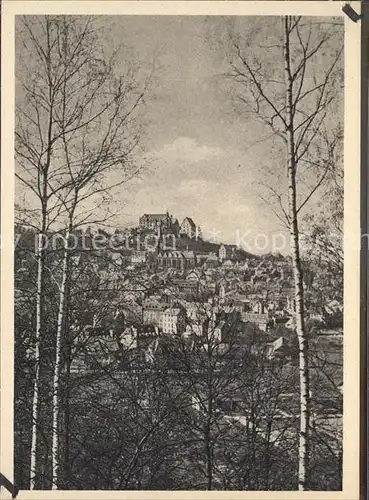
[114,135,286,251]
[178,178,214,197]
[150,137,223,163]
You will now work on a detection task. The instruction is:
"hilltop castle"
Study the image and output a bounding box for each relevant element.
[139,212,200,239]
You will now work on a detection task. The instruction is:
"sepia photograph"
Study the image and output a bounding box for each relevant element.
[0,1,362,497]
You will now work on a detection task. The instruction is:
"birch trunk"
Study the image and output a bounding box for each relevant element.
[29,21,55,488]
[61,332,72,486]
[29,230,46,489]
[283,16,311,491]
[51,231,70,489]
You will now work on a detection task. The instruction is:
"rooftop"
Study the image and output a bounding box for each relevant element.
[141,213,168,220]
[162,308,183,316]
[182,217,196,228]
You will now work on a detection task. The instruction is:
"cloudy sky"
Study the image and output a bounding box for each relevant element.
[103,15,297,253]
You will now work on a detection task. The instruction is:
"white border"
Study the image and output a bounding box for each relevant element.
[1,2,362,499]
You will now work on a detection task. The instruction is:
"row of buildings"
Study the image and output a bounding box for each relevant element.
[119,247,248,270]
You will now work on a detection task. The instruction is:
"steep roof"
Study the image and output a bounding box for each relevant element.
[162,308,182,316]
[181,217,196,229]
[182,250,195,258]
[141,213,168,220]
[241,312,269,324]
[221,244,237,250]
[143,299,167,310]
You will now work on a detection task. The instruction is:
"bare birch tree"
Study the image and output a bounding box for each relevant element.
[225,16,343,490]
[15,15,148,489]
[16,16,69,488]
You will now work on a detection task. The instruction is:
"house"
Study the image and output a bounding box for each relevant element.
[203,281,219,296]
[185,303,208,322]
[205,253,220,268]
[286,295,296,313]
[159,308,186,335]
[252,299,266,314]
[211,320,229,343]
[180,217,197,238]
[265,336,289,360]
[241,312,270,332]
[185,319,208,337]
[121,324,160,350]
[121,326,138,349]
[280,287,295,312]
[219,244,237,262]
[185,303,209,337]
[223,293,250,312]
[171,279,199,296]
[131,250,146,265]
[208,309,243,343]
[186,268,203,282]
[142,299,167,326]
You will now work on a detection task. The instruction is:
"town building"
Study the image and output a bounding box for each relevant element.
[131,250,147,265]
[223,293,250,312]
[195,226,202,239]
[121,325,160,350]
[180,217,197,239]
[142,299,167,326]
[265,336,290,360]
[212,320,229,343]
[285,292,296,313]
[204,253,220,268]
[241,312,270,332]
[252,299,266,314]
[159,308,186,335]
[219,244,237,262]
[171,279,199,296]
[185,319,208,337]
[186,268,204,282]
[121,326,138,349]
